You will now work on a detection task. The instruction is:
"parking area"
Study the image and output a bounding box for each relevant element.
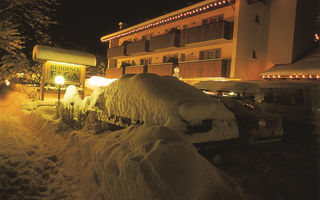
[202,135,320,200]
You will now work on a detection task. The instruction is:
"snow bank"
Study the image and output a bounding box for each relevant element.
[58,125,245,200]
[96,73,238,143]
[17,92,244,200]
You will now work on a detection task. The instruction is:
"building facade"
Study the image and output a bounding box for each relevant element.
[101,0,317,81]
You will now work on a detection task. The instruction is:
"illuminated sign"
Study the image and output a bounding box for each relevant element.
[43,61,86,85]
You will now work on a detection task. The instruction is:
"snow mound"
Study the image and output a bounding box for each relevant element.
[59,125,245,200]
[96,73,238,143]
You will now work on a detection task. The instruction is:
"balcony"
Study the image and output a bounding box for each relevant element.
[107,45,126,58]
[125,65,146,74]
[127,39,149,56]
[106,68,124,79]
[180,21,233,46]
[149,32,179,52]
[147,63,174,76]
[178,59,230,78]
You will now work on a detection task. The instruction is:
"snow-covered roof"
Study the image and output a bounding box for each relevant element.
[261,47,320,76]
[193,81,260,94]
[32,45,96,66]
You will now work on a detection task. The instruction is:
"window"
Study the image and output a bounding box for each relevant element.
[255,15,260,24]
[199,49,222,60]
[180,53,186,62]
[163,54,178,63]
[252,50,257,59]
[202,14,224,25]
[131,60,136,66]
[140,59,145,65]
[140,58,151,65]
[163,56,168,63]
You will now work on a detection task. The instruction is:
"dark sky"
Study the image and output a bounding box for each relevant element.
[54,0,202,55]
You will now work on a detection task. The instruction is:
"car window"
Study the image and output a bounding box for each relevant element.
[261,88,304,105]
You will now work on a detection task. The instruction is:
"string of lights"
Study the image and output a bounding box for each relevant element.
[101,0,235,42]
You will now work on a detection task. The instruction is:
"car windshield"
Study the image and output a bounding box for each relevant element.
[219,97,261,112]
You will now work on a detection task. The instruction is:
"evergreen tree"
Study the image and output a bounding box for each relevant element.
[0,0,59,84]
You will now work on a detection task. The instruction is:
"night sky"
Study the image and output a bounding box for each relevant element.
[54,0,202,55]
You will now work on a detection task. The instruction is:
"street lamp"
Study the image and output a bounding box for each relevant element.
[55,75,65,101]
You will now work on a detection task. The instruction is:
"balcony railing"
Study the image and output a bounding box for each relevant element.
[106,68,124,79]
[149,32,180,51]
[127,39,149,55]
[147,63,174,76]
[125,66,146,74]
[178,59,230,78]
[180,21,233,46]
[107,45,126,58]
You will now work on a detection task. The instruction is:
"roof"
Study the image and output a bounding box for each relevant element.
[100,0,234,42]
[261,47,320,77]
[32,45,96,66]
[193,81,261,94]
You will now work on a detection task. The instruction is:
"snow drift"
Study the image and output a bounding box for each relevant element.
[58,125,245,200]
[19,95,245,200]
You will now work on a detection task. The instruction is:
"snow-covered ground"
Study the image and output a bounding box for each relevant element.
[0,90,245,200]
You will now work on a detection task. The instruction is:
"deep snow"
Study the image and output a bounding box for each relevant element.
[0,90,245,200]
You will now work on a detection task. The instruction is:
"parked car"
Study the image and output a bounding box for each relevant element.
[194,80,320,137]
[214,95,283,144]
[250,81,320,136]
[93,73,239,144]
[194,81,283,143]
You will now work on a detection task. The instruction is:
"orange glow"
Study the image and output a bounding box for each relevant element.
[315,33,320,42]
[289,75,293,78]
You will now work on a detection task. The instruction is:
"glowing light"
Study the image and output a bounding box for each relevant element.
[315,33,320,42]
[317,75,320,79]
[5,80,10,86]
[309,75,312,78]
[278,75,281,78]
[289,75,293,78]
[55,76,65,85]
[262,75,265,78]
[88,76,117,87]
[100,1,236,42]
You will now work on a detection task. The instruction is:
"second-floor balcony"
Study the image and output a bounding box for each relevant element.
[127,39,150,56]
[178,59,230,78]
[107,45,126,58]
[149,31,180,52]
[180,21,233,46]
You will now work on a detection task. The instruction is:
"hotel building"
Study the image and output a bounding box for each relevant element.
[101,0,318,82]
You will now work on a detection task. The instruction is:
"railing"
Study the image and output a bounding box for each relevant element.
[178,59,230,78]
[127,39,149,55]
[107,45,126,58]
[125,66,146,74]
[105,68,123,79]
[147,63,174,76]
[180,21,233,46]
[149,32,180,51]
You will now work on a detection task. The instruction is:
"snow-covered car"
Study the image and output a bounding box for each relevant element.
[94,73,239,144]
